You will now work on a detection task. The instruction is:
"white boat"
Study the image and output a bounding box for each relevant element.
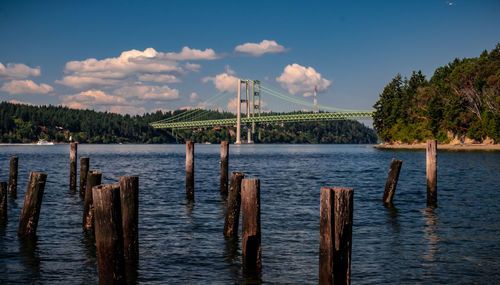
[36,139,54,145]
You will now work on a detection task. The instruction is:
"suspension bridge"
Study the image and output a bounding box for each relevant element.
[151,79,374,144]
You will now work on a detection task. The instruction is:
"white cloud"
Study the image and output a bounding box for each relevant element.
[8,99,34,106]
[113,85,179,101]
[165,46,218,60]
[55,76,121,89]
[0,62,41,80]
[1,80,53,94]
[234,40,286,57]
[202,72,239,93]
[185,62,201,72]
[227,97,245,113]
[137,74,181,83]
[190,92,199,103]
[225,65,235,75]
[276,63,331,97]
[62,89,126,106]
[109,105,147,115]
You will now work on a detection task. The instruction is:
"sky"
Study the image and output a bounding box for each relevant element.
[0,0,499,115]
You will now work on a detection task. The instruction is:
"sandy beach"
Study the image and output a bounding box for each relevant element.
[372,143,500,151]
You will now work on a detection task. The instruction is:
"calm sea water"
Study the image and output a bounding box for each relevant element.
[0,144,499,284]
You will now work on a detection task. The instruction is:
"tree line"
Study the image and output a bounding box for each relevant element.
[373,44,500,143]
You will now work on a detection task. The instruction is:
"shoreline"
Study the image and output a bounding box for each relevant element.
[372,143,500,151]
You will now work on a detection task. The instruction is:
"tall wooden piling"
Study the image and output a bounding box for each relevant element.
[223,172,245,238]
[9,156,18,197]
[186,141,194,201]
[382,158,403,204]
[319,187,353,285]
[119,176,139,264]
[92,184,126,284]
[0,182,7,223]
[83,170,102,231]
[79,157,89,196]
[426,140,437,207]
[241,178,261,270]
[70,142,77,190]
[18,172,47,237]
[220,141,229,196]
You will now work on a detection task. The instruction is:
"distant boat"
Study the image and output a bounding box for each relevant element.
[36,139,54,145]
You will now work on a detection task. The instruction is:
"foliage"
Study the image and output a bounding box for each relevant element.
[373,44,500,143]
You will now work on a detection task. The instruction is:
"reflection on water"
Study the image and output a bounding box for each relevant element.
[19,236,41,282]
[422,207,440,264]
[384,203,400,231]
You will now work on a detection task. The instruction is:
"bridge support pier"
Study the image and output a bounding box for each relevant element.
[236,80,242,144]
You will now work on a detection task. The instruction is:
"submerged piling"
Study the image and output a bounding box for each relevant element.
[0,182,7,223]
[9,156,18,197]
[223,172,245,238]
[18,172,47,237]
[241,178,261,270]
[186,141,194,201]
[93,184,126,284]
[220,141,229,196]
[79,157,89,196]
[382,158,403,204]
[70,142,77,190]
[119,176,139,264]
[319,187,353,285]
[426,140,437,207]
[83,170,102,231]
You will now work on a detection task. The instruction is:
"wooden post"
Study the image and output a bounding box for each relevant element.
[83,170,102,231]
[18,172,47,237]
[220,141,229,196]
[382,158,403,204]
[9,156,18,197]
[93,184,126,284]
[70,142,77,190]
[223,172,245,238]
[0,182,7,223]
[319,187,353,285]
[119,176,139,265]
[186,141,194,201]
[79,157,89,196]
[241,178,261,270]
[426,140,437,207]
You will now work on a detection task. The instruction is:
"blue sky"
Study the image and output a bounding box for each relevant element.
[0,0,499,115]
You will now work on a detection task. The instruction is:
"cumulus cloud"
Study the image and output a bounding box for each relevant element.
[234,40,286,57]
[109,105,147,115]
[113,85,179,101]
[276,63,331,97]
[0,62,41,80]
[9,99,35,106]
[189,92,199,103]
[137,74,181,83]
[202,73,239,93]
[165,46,218,60]
[185,62,201,72]
[62,89,126,106]
[1,80,53,94]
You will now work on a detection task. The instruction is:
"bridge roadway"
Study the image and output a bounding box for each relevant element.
[150,111,374,129]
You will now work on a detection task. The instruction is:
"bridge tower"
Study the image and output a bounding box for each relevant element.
[236,79,261,144]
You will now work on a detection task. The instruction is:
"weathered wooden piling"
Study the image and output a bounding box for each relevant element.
[119,176,139,264]
[382,158,403,204]
[92,184,126,284]
[426,140,437,207]
[319,187,353,285]
[83,170,102,231]
[223,172,245,238]
[79,157,89,196]
[186,141,194,201]
[0,182,7,223]
[9,156,18,197]
[18,172,47,237]
[241,178,261,270]
[70,142,78,190]
[220,141,229,196]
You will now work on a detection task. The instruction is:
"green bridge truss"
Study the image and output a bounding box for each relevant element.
[150,111,374,130]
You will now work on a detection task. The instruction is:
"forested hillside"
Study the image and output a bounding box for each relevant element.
[373,44,500,143]
[0,102,377,144]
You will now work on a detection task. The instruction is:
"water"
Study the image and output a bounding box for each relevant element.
[0,144,499,284]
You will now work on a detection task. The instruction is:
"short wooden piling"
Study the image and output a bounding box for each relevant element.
[426,140,437,207]
[18,172,47,237]
[83,170,102,231]
[79,157,89,196]
[223,172,245,238]
[119,176,139,264]
[220,141,229,196]
[382,158,403,204]
[185,141,194,201]
[92,184,126,284]
[0,182,7,223]
[241,178,261,270]
[70,142,77,190]
[9,156,18,197]
[319,187,353,285]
